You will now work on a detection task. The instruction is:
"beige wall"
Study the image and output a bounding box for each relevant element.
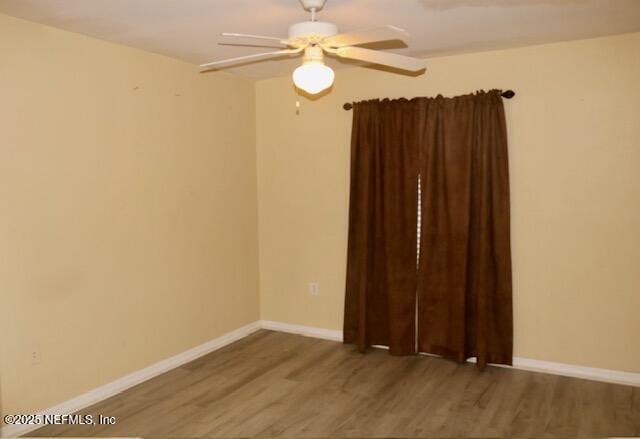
[256,32,640,373]
[0,14,260,416]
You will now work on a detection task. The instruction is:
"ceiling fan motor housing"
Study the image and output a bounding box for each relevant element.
[289,21,338,42]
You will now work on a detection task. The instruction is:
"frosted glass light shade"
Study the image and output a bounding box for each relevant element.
[293,61,335,94]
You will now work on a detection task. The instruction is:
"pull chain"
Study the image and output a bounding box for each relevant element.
[295,86,302,116]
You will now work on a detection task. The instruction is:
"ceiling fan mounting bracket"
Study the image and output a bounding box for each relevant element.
[298,0,327,12]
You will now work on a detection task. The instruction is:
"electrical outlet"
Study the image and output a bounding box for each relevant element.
[31,348,41,366]
[309,282,320,296]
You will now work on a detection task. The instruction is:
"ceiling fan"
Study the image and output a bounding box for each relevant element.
[200,0,427,94]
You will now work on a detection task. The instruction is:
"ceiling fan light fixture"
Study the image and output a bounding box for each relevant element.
[293,46,334,94]
[293,60,335,94]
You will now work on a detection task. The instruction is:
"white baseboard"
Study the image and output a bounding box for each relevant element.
[0,321,261,438]
[4,319,638,437]
[260,319,343,341]
[510,357,640,387]
[260,320,640,388]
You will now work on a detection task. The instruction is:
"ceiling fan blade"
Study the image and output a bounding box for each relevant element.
[322,25,408,48]
[222,33,292,46]
[335,46,426,72]
[200,48,303,70]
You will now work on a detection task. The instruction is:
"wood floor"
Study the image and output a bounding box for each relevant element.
[32,330,639,438]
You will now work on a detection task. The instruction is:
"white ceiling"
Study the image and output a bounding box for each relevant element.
[1,0,639,79]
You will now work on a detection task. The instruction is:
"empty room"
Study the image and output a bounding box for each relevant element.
[1,0,639,438]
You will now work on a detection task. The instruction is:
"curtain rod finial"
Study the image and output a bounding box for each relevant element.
[501,90,515,99]
[343,103,353,111]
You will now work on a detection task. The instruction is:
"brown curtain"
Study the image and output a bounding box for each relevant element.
[343,99,420,355]
[344,90,513,367]
[417,91,513,367]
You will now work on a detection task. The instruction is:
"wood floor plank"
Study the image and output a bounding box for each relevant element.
[30,330,640,438]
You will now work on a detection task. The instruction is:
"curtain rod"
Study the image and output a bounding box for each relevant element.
[342,90,516,111]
